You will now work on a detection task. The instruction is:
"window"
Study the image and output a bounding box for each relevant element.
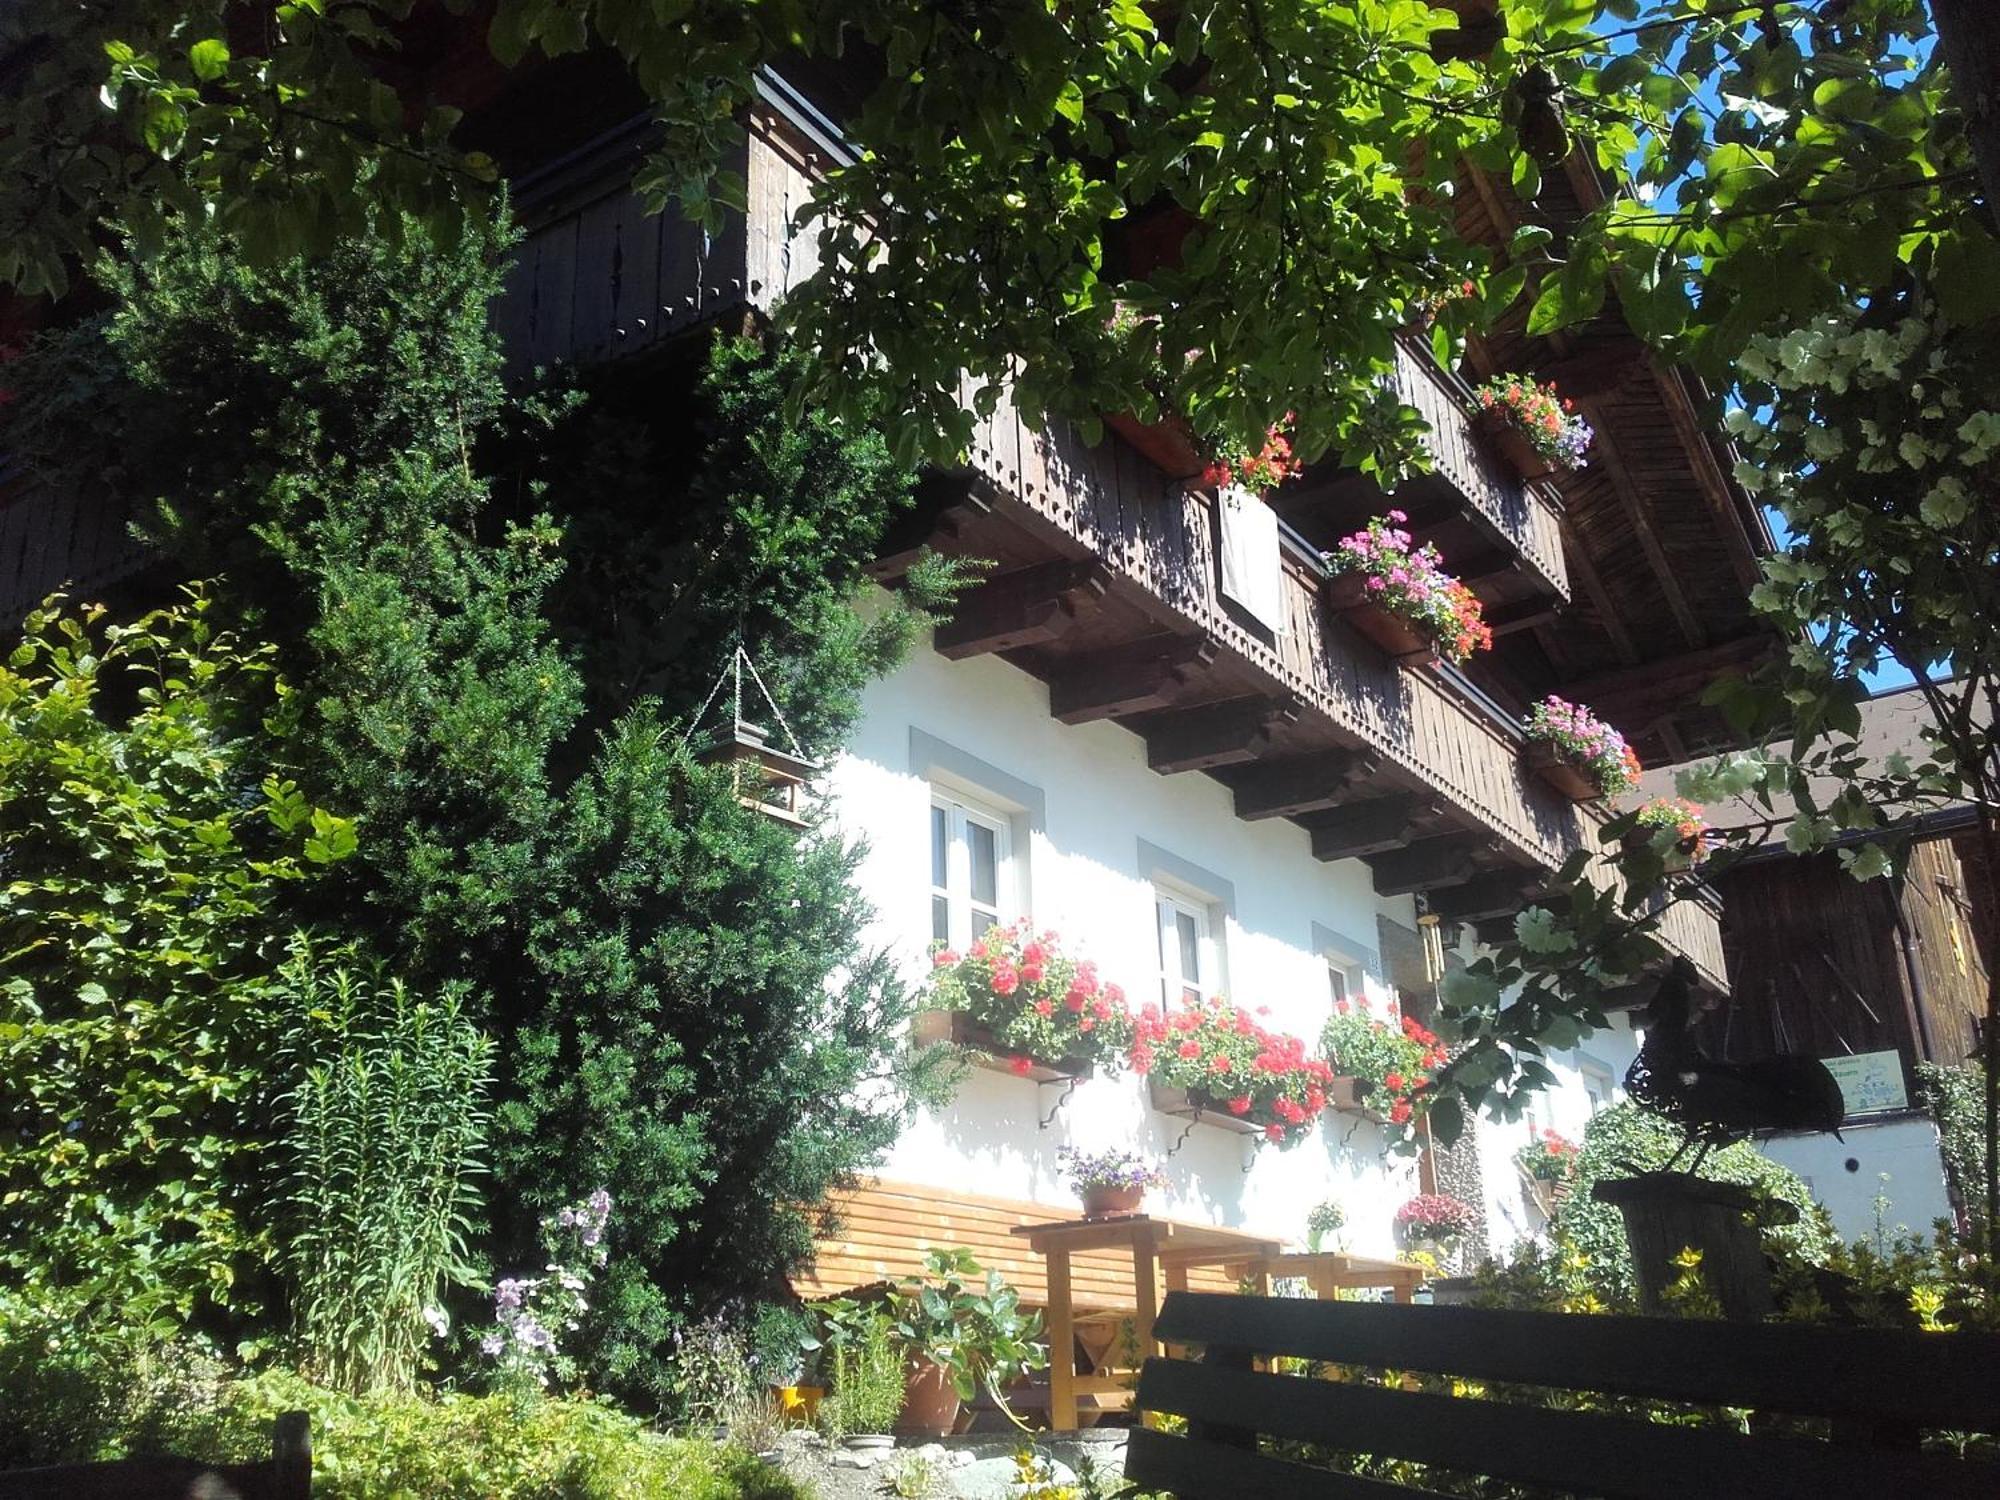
[1579,1058,1614,1116]
[930,791,1012,949]
[1156,889,1220,1008]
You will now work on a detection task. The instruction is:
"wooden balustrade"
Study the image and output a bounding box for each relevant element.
[497,107,1727,986]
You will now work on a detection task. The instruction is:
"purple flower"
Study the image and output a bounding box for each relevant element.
[480,1332,505,1357]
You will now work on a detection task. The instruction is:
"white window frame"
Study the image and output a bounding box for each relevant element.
[930,788,1015,951]
[1155,885,1223,1009]
[1579,1057,1615,1117]
[1321,943,1367,1012]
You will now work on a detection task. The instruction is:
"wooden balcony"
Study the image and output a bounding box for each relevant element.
[497,102,1726,988]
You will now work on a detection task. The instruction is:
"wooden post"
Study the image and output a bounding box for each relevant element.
[271,1410,311,1499]
[1045,1247,1077,1431]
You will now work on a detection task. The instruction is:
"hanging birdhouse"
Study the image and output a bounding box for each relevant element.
[688,645,820,829]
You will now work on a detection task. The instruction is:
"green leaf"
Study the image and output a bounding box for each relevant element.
[188,39,230,81]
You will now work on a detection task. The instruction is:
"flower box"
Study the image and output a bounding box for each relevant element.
[1473,405,1567,483]
[1525,740,1603,804]
[1324,572,1440,668]
[1147,1078,1263,1136]
[913,1009,1094,1083]
[1104,410,1206,482]
[1324,1074,1388,1124]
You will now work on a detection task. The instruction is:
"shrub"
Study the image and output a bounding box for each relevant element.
[1916,1060,1988,1228]
[275,952,492,1395]
[1547,1103,1838,1304]
[0,592,355,1329]
[890,1248,1047,1406]
[815,1306,904,1440]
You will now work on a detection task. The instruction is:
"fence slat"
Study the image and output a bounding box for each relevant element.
[1149,1292,2000,1430]
[1136,1357,1993,1500]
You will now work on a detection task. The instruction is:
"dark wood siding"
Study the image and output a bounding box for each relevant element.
[1704,837,1990,1071]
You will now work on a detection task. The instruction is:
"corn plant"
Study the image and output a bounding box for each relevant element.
[275,952,491,1395]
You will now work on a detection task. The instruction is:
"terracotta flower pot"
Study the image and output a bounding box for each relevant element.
[1103,409,1205,481]
[1081,1182,1146,1218]
[896,1360,962,1438]
[1325,1074,1388,1124]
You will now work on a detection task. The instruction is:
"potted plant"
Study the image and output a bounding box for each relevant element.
[1133,999,1332,1146]
[1322,512,1492,668]
[810,1301,906,1451]
[1625,798,1711,870]
[890,1249,1048,1438]
[1515,1128,1579,1216]
[1471,375,1594,480]
[1318,1005,1447,1128]
[1199,420,1300,496]
[920,924,1134,1081]
[1058,1146,1163,1218]
[1099,303,1206,478]
[1395,1193,1476,1264]
[1522,696,1642,804]
[1305,1200,1346,1254]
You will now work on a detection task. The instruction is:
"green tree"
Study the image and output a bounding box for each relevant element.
[6,215,956,1402]
[0,591,356,1328]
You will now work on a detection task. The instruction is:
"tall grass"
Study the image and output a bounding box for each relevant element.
[276,954,491,1395]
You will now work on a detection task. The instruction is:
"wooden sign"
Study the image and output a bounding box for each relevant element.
[1822,1050,1908,1117]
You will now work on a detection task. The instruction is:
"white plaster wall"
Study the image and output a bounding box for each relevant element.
[1468,1003,1644,1262]
[1757,1115,1953,1244]
[825,628,1425,1257]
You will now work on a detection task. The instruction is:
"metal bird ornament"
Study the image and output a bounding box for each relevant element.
[1625,958,1847,1173]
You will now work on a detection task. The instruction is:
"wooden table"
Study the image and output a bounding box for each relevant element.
[1010,1214,1285,1431]
[1255,1249,1425,1304]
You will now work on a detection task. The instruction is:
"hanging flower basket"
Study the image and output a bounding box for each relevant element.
[1147,1079,1264,1136]
[1319,1007,1448,1129]
[1522,697,1641,804]
[921,926,1134,1083]
[1525,741,1603,803]
[1471,376,1593,481]
[1473,405,1565,482]
[913,1009,1094,1083]
[1325,572,1440,668]
[1322,512,1491,669]
[1134,999,1331,1147]
[1104,410,1207,481]
[1623,799,1711,871]
[1324,1074,1389,1125]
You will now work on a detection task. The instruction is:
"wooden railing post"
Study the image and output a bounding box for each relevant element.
[271,1411,311,1499]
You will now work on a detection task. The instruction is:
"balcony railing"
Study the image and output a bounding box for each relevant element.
[497,104,1725,988]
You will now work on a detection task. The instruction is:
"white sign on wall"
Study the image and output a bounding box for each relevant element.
[1822,1050,1909,1117]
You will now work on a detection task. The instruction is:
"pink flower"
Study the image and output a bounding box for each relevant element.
[1264,1124,1285,1143]
[991,967,1019,996]
[932,949,960,968]
[1034,999,1054,1017]
[1009,1057,1034,1077]
[1227,1095,1252,1115]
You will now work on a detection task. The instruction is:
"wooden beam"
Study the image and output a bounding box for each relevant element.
[1145,697,1300,775]
[1558,519,1641,666]
[1307,796,1436,862]
[1557,633,1776,722]
[1537,339,1647,402]
[865,484,993,580]
[1048,635,1217,725]
[1230,750,1381,821]
[1368,834,1485,896]
[1429,871,1542,923]
[1484,598,1561,638]
[1450,547,1522,590]
[1583,415,1706,649]
[1648,359,1767,593]
[933,560,1106,660]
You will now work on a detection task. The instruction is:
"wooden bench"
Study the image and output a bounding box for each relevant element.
[1128,1292,2000,1499]
[796,1179,1241,1314]
[0,1412,309,1499]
